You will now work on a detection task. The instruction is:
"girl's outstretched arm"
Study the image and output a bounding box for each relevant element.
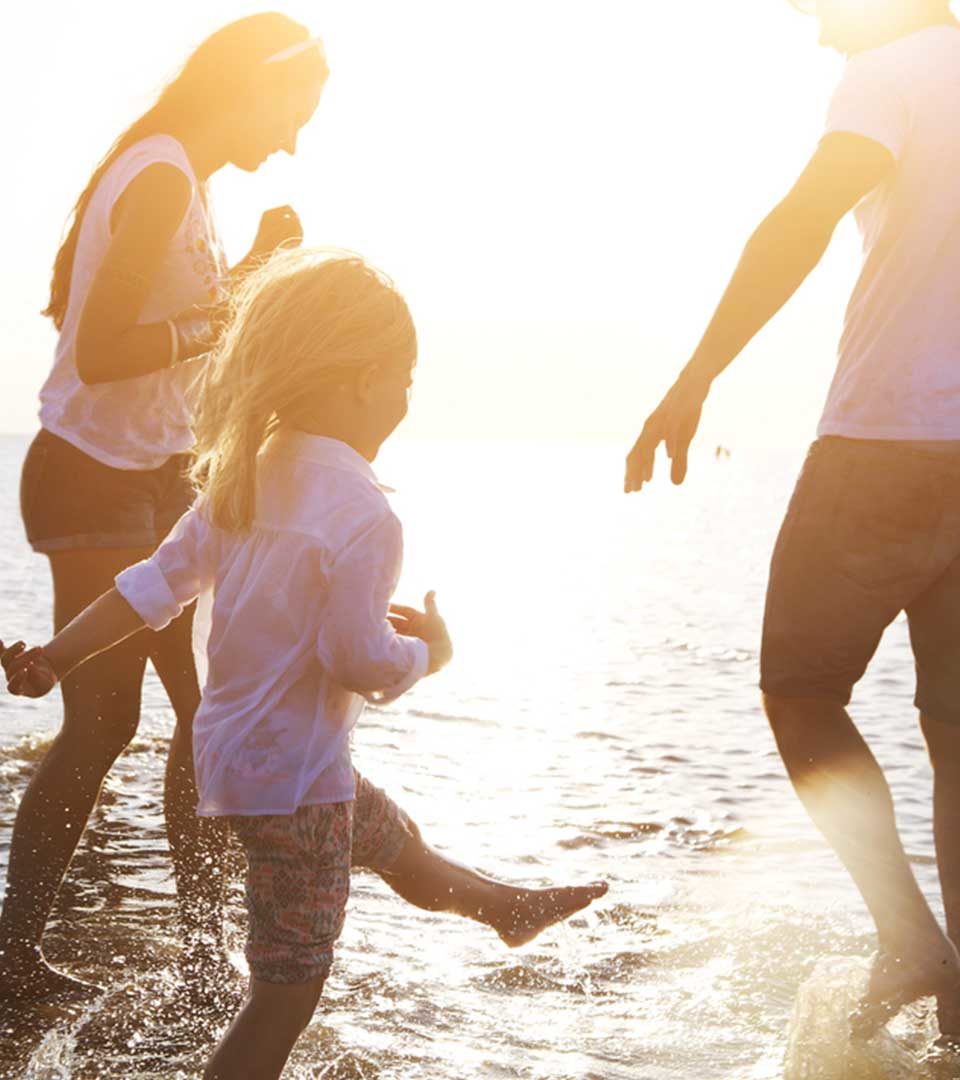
[2,588,146,696]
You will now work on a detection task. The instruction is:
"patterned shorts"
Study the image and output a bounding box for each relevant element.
[228,770,417,985]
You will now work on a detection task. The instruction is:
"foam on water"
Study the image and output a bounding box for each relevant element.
[784,956,934,1080]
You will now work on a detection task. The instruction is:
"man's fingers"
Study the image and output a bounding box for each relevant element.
[624,415,665,493]
[624,444,656,493]
[670,445,690,485]
[424,591,438,617]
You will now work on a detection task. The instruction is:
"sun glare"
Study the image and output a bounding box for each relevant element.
[5,0,852,449]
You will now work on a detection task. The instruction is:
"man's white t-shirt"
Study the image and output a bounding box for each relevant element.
[817,25,960,441]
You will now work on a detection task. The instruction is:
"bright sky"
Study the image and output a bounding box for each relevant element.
[4,1,870,449]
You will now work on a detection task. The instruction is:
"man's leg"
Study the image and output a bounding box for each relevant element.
[920,714,960,1039]
[766,696,950,958]
[351,773,607,946]
[759,440,960,1033]
[765,695,960,1033]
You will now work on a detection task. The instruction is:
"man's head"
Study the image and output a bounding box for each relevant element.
[791,0,955,55]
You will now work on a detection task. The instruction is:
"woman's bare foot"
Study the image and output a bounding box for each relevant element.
[850,934,960,1040]
[489,881,609,948]
[0,947,102,1003]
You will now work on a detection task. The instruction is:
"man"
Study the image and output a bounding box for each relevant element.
[625,0,960,1042]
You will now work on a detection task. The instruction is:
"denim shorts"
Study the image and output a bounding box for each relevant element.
[20,428,194,554]
[761,436,960,722]
[228,771,417,985]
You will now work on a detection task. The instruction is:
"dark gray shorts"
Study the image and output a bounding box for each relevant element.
[21,428,193,554]
[761,436,960,723]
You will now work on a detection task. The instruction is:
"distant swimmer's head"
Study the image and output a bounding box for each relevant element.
[164,13,329,172]
[191,249,418,532]
[788,0,955,55]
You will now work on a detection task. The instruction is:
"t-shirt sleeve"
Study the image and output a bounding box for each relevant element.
[115,507,218,631]
[824,54,909,160]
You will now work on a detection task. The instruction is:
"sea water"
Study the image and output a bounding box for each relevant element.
[0,433,953,1079]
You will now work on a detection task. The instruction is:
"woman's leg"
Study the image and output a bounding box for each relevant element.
[351,774,608,946]
[0,548,152,998]
[203,976,325,1080]
[148,607,229,980]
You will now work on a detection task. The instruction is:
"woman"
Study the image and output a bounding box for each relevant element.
[0,12,329,1001]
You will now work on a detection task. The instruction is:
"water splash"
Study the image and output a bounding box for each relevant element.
[784,956,932,1080]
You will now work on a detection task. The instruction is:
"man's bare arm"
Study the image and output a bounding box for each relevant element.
[625,132,895,492]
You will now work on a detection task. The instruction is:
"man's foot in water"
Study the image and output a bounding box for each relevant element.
[486,881,609,947]
[0,946,101,1003]
[850,932,960,1040]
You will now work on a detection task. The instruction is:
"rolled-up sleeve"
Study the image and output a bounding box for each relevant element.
[316,510,429,704]
[116,508,218,631]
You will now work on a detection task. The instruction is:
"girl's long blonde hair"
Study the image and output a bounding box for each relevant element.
[191,248,417,532]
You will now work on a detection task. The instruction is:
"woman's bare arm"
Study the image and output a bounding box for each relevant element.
[74,163,206,385]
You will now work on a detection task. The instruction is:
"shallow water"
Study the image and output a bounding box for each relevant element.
[0,432,952,1078]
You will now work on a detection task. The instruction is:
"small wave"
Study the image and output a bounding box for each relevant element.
[405,709,499,728]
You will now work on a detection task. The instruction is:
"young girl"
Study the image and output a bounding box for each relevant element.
[2,250,606,1078]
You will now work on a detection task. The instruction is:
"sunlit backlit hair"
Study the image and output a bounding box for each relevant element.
[190,249,417,533]
[44,11,326,329]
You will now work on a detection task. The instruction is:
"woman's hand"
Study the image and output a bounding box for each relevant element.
[0,641,59,698]
[249,205,304,260]
[389,591,453,675]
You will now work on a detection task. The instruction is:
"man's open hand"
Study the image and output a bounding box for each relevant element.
[624,368,712,492]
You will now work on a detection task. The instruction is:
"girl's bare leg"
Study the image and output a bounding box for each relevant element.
[203,976,325,1080]
[379,826,608,946]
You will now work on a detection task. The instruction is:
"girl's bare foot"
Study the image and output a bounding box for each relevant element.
[490,882,608,948]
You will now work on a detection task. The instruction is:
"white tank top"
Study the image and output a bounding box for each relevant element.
[39,135,227,470]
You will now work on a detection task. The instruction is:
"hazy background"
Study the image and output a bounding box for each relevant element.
[4,0,863,452]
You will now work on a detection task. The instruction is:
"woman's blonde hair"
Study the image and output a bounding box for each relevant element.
[45,12,324,329]
[191,248,417,532]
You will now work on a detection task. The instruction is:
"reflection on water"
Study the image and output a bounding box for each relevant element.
[0,435,952,1077]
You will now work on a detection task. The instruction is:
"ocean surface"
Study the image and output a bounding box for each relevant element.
[0,431,953,1079]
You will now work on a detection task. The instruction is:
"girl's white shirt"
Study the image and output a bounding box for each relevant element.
[39,135,227,470]
[115,432,429,816]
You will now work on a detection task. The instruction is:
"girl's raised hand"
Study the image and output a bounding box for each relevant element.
[0,641,59,698]
[388,592,453,675]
